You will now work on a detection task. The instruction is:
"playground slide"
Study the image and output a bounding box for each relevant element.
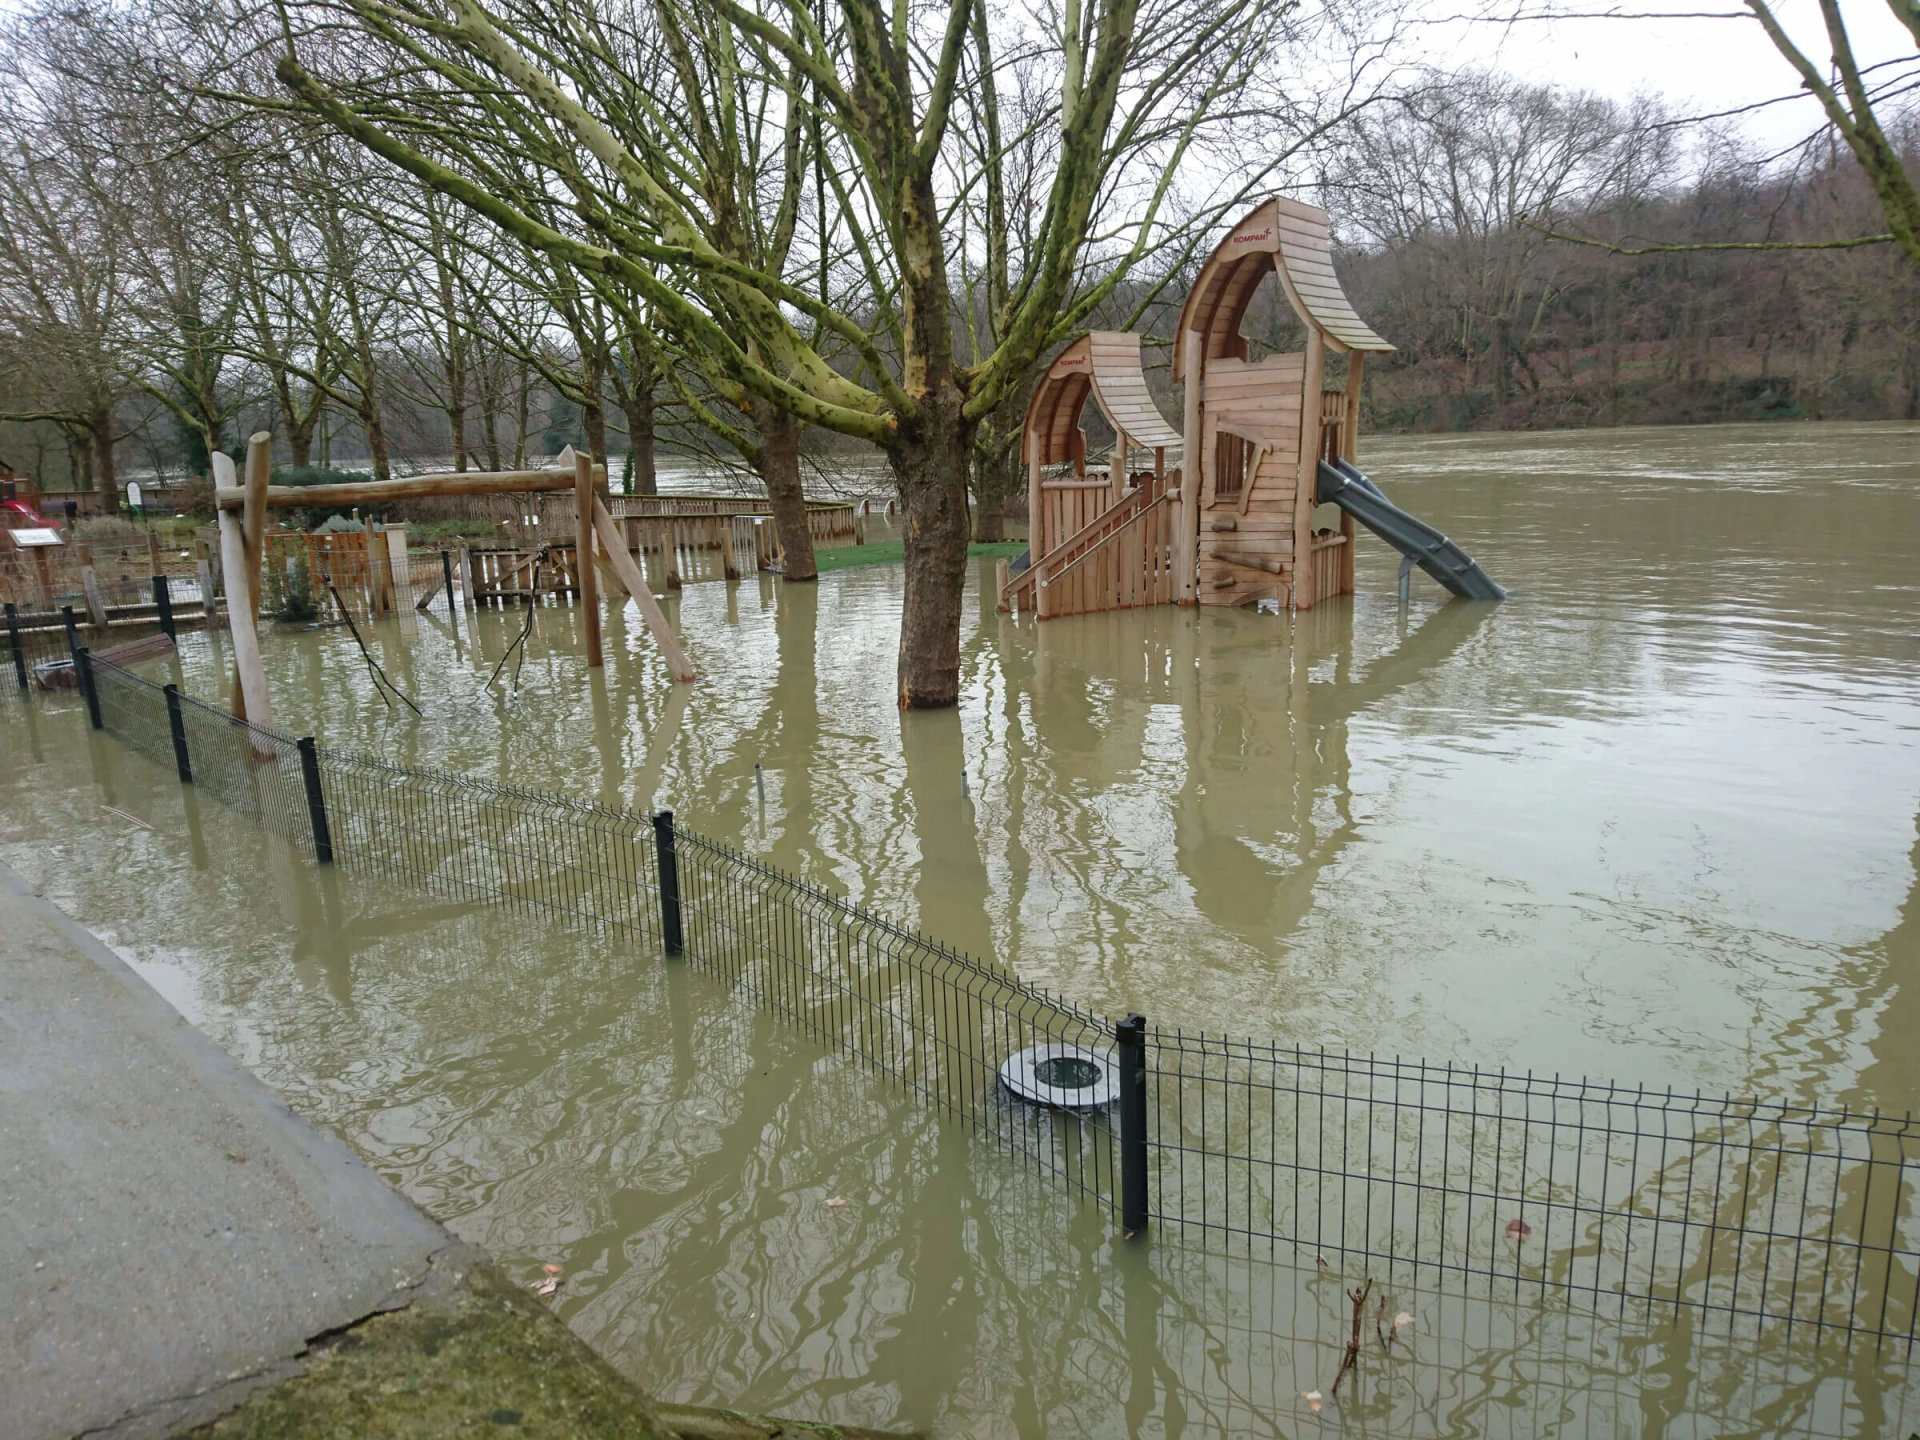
[1315,459,1507,600]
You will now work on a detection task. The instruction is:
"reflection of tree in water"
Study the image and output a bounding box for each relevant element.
[21,598,1919,1435]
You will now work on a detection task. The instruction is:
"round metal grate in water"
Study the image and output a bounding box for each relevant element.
[999,1043,1117,1110]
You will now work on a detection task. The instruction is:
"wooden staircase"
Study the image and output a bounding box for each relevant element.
[999,473,1177,620]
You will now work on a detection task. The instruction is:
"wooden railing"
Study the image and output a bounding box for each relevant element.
[1320,391,1348,463]
[611,495,861,545]
[1002,473,1177,620]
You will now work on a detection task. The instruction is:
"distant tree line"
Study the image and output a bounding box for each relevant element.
[1328,73,1920,430]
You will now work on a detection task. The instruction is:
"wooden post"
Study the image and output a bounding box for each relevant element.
[720,516,740,580]
[1340,352,1366,597]
[1293,330,1326,611]
[194,539,219,627]
[458,543,477,613]
[1027,427,1044,560]
[1177,328,1204,605]
[243,432,271,622]
[572,447,603,667]
[76,544,108,629]
[590,497,694,681]
[146,530,162,579]
[995,558,1010,614]
[384,526,411,609]
[1109,427,1128,508]
[212,451,273,739]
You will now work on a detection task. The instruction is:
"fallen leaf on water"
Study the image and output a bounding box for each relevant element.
[530,1272,562,1297]
[1393,1311,1412,1330]
[825,1197,847,1209]
[542,1263,563,1276]
[1301,1390,1323,1413]
[1505,1218,1532,1240]
[1314,1255,1329,1269]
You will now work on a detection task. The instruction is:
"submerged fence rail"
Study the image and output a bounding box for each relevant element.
[63,654,1920,1346]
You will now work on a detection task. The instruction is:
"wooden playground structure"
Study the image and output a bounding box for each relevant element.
[1001,196,1415,619]
[212,438,699,735]
[1003,332,1183,620]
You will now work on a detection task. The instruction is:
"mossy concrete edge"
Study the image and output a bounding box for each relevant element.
[182,1244,914,1440]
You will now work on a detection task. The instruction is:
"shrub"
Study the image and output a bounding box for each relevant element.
[273,466,374,531]
[265,551,321,623]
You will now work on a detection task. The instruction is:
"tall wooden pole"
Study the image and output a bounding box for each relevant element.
[242,433,271,621]
[1177,328,1204,606]
[1109,427,1128,507]
[212,451,273,741]
[1293,331,1326,611]
[1340,352,1366,597]
[1027,428,1043,560]
[573,446,603,668]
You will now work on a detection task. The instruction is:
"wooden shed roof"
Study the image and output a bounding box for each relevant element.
[1022,332,1181,466]
[1173,197,1393,380]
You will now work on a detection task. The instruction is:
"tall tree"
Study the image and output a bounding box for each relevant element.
[1741,0,1920,263]
[237,0,1299,704]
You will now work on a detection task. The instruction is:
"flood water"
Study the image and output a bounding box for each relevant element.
[4,420,1918,1434]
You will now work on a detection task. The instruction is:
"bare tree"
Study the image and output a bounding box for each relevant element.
[0,37,130,505]
[226,0,1317,704]
[1327,72,1671,410]
[1741,0,1919,263]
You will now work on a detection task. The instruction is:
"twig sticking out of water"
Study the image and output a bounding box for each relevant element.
[483,551,545,697]
[1331,1277,1373,1398]
[328,584,424,717]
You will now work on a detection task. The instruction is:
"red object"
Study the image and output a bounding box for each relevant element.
[2,499,55,529]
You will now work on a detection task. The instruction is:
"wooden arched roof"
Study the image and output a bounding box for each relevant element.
[1172,197,1392,380]
[1087,332,1181,452]
[1022,333,1181,465]
[1022,339,1095,467]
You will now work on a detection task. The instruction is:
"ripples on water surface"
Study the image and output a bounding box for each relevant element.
[5,421,1917,1433]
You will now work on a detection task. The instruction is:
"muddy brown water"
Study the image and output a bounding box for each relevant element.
[4,420,1917,1434]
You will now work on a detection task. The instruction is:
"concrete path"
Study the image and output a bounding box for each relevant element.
[0,863,452,1439]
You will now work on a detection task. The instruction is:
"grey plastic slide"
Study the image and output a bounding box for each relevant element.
[1316,459,1508,600]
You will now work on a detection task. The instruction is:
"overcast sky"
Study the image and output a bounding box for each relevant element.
[1421,0,1916,151]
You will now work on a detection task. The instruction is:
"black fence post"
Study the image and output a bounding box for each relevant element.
[62,604,80,662]
[653,809,683,954]
[441,549,457,627]
[1117,1013,1150,1236]
[76,647,103,730]
[163,683,192,784]
[296,737,334,864]
[5,602,24,689]
[153,574,175,640]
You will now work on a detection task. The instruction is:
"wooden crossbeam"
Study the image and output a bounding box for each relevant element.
[590,497,696,683]
[214,461,601,511]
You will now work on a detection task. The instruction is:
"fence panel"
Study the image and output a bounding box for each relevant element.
[1144,1034,1918,1340]
[56,657,1920,1345]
